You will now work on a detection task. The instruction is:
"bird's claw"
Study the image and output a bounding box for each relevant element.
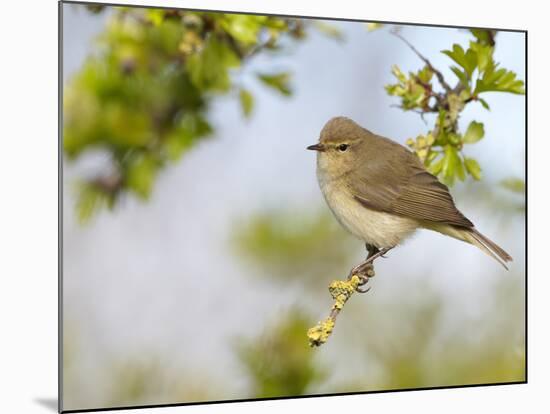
[356,285,371,293]
[351,264,375,294]
[352,261,375,277]
[347,246,391,294]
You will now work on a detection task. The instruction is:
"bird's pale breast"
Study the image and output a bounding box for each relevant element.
[317,169,418,248]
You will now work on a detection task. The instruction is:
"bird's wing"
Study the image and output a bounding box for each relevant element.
[348,139,473,228]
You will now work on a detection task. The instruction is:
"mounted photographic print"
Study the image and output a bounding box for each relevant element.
[60,1,526,412]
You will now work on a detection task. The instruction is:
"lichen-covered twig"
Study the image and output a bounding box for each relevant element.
[307,274,362,347]
[308,247,389,347]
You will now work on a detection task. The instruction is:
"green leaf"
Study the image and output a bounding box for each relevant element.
[464,157,482,180]
[390,65,407,83]
[164,113,212,161]
[126,154,158,199]
[426,150,439,164]
[442,145,461,186]
[220,15,263,46]
[465,49,478,76]
[463,121,485,143]
[474,61,525,94]
[442,44,476,77]
[146,9,165,26]
[75,183,110,224]
[314,21,343,40]
[434,110,448,145]
[386,63,435,111]
[385,83,405,96]
[365,22,383,31]
[479,98,490,110]
[257,72,292,96]
[470,41,494,73]
[186,37,241,91]
[470,29,494,46]
[180,112,213,138]
[262,17,288,31]
[455,156,466,181]
[239,88,254,117]
[428,155,445,175]
[501,177,525,193]
[450,66,469,88]
[448,133,462,145]
[164,134,187,161]
[417,66,433,83]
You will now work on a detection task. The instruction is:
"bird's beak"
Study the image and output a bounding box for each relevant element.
[307,143,326,152]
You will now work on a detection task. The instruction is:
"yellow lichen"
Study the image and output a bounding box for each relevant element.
[307,274,362,347]
[329,275,360,303]
[307,318,335,347]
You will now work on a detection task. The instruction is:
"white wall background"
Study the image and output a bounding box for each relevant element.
[1,1,547,414]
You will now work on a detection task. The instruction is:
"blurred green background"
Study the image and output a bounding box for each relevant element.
[62,4,525,411]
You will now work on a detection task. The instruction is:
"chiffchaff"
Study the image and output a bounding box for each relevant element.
[307,116,512,268]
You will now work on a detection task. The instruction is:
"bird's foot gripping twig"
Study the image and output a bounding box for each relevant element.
[350,245,384,293]
[307,247,391,347]
[354,262,375,293]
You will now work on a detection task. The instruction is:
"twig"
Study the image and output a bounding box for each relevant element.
[307,275,361,347]
[307,275,362,347]
[390,104,437,115]
[391,29,453,93]
[308,248,391,346]
[390,104,433,125]
[307,253,386,347]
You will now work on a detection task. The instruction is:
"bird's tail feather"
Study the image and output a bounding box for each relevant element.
[427,224,512,270]
[470,228,512,261]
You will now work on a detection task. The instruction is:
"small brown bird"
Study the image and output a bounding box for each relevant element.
[307,116,512,269]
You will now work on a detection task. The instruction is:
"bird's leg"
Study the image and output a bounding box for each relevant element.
[366,243,379,264]
[354,245,378,293]
[361,244,378,276]
[349,245,392,293]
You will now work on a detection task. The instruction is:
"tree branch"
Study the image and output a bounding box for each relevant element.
[390,103,437,114]
[391,29,453,94]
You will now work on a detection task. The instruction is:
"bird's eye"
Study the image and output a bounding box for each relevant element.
[338,144,349,152]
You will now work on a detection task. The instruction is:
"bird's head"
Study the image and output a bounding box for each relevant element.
[307,116,373,176]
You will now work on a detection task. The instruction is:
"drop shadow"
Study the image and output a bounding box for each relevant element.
[34,398,58,412]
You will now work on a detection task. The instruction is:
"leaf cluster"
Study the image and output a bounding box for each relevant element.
[231,209,357,283]
[65,7,316,222]
[385,29,524,186]
[236,310,326,398]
